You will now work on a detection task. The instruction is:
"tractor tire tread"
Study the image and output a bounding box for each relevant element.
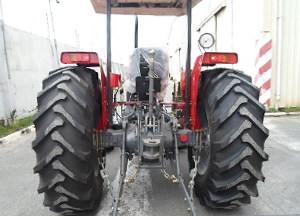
[192,68,268,209]
[33,66,102,214]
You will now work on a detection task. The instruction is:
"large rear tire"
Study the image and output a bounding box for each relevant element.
[189,69,269,209]
[32,66,103,215]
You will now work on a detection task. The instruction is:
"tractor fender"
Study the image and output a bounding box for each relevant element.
[190,54,204,131]
[97,65,108,130]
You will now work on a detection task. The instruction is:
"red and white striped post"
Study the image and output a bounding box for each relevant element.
[254,39,272,107]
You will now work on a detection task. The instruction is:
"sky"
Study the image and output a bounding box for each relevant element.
[50,0,177,64]
[0,0,177,64]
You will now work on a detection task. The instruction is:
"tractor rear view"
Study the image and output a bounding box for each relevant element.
[32,0,269,215]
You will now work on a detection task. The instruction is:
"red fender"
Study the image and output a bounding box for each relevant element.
[97,65,108,130]
[190,55,204,131]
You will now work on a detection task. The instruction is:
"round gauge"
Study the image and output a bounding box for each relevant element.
[198,33,215,49]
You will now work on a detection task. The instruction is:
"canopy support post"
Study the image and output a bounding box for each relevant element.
[185,0,192,125]
[135,15,138,48]
[107,0,112,126]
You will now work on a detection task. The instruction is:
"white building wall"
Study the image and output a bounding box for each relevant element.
[270,0,300,108]
[169,0,264,79]
[0,22,79,124]
[169,0,300,108]
[0,0,90,124]
[0,22,14,125]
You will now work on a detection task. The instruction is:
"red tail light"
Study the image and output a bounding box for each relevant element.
[203,52,238,65]
[61,52,99,66]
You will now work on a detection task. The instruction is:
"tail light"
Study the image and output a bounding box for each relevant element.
[61,52,99,66]
[203,52,238,65]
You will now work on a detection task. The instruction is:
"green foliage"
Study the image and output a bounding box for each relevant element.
[282,106,300,113]
[0,116,33,139]
[266,108,279,113]
[266,107,300,113]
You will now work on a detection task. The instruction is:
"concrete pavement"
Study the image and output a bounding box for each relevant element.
[0,116,300,215]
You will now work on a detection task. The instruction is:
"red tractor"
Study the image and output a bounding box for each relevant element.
[32,0,269,215]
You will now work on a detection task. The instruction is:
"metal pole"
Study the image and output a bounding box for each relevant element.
[174,130,196,216]
[0,0,10,79]
[149,50,155,118]
[134,15,138,48]
[276,0,282,106]
[185,0,191,125]
[0,0,16,123]
[48,0,60,67]
[107,0,112,126]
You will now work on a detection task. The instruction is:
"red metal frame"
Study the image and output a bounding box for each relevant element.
[95,52,237,132]
[189,52,238,131]
[109,73,121,88]
[97,65,108,130]
[190,55,204,131]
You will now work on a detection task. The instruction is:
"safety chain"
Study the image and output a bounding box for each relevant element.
[189,156,200,182]
[188,153,201,206]
[95,130,114,198]
[125,162,143,183]
[120,160,179,184]
[188,131,203,192]
[100,162,114,198]
[158,162,178,183]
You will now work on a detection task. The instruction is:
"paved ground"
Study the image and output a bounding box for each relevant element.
[0,116,300,216]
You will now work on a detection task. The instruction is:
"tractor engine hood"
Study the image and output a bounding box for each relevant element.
[90,0,202,16]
